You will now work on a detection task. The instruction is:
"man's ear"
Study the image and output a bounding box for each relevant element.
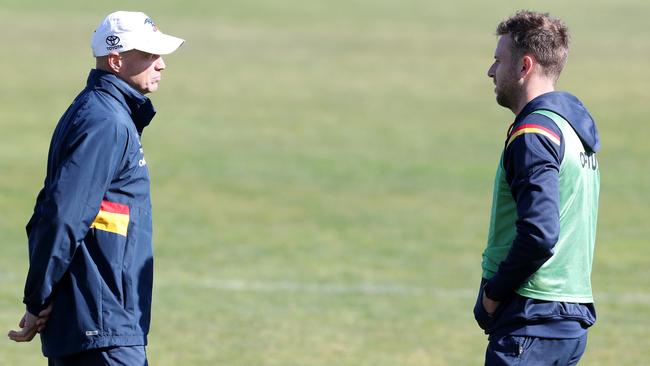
[106,52,123,73]
[520,54,535,79]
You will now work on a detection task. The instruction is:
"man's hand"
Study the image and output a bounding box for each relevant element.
[7,304,53,342]
[482,291,501,315]
[36,304,53,333]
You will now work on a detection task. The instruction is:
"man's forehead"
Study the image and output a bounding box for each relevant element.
[495,35,513,56]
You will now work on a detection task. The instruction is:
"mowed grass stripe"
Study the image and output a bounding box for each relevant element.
[158,278,650,304]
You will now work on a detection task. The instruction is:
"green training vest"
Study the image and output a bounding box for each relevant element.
[482,110,600,302]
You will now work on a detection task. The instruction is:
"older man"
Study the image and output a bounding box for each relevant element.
[8,11,183,366]
[475,10,600,365]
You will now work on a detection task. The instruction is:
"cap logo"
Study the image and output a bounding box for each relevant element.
[105,35,123,51]
[144,18,159,32]
[106,35,120,46]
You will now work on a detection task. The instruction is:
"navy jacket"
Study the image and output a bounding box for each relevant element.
[474,91,600,338]
[23,69,156,357]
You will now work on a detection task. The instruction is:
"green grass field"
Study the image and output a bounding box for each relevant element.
[1,0,649,364]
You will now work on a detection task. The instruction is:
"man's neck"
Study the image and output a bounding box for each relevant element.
[511,79,556,116]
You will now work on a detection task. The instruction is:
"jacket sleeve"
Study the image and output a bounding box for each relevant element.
[23,116,129,315]
[484,113,564,301]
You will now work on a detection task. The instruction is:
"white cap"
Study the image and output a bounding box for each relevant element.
[91,11,184,57]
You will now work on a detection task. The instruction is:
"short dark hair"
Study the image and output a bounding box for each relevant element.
[496,10,570,80]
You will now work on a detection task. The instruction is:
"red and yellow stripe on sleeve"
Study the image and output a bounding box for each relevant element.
[90,200,130,236]
[506,124,561,148]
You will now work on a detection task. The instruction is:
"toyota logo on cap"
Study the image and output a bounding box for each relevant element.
[105,35,120,46]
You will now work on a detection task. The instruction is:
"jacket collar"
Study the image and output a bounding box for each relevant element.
[86,69,156,133]
[514,91,600,153]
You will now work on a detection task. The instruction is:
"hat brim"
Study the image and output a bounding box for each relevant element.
[134,33,185,55]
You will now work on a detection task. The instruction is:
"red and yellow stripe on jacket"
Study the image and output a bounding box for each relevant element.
[506,124,561,148]
[90,200,130,236]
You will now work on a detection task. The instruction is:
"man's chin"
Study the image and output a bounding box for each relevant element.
[496,94,513,110]
[142,85,159,94]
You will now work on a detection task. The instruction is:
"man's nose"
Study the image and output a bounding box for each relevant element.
[156,56,166,70]
[487,64,495,78]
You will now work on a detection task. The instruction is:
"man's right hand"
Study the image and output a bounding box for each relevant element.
[7,304,53,342]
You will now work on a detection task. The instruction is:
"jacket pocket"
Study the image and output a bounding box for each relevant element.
[122,206,153,318]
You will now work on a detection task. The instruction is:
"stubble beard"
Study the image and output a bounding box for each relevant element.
[494,63,522,112]
[495,80,520,113]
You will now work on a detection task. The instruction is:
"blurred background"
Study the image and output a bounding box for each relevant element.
[1,0,648,364]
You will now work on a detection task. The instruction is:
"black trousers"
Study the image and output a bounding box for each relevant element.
[485,334,588,366]
[48,346,148,366]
